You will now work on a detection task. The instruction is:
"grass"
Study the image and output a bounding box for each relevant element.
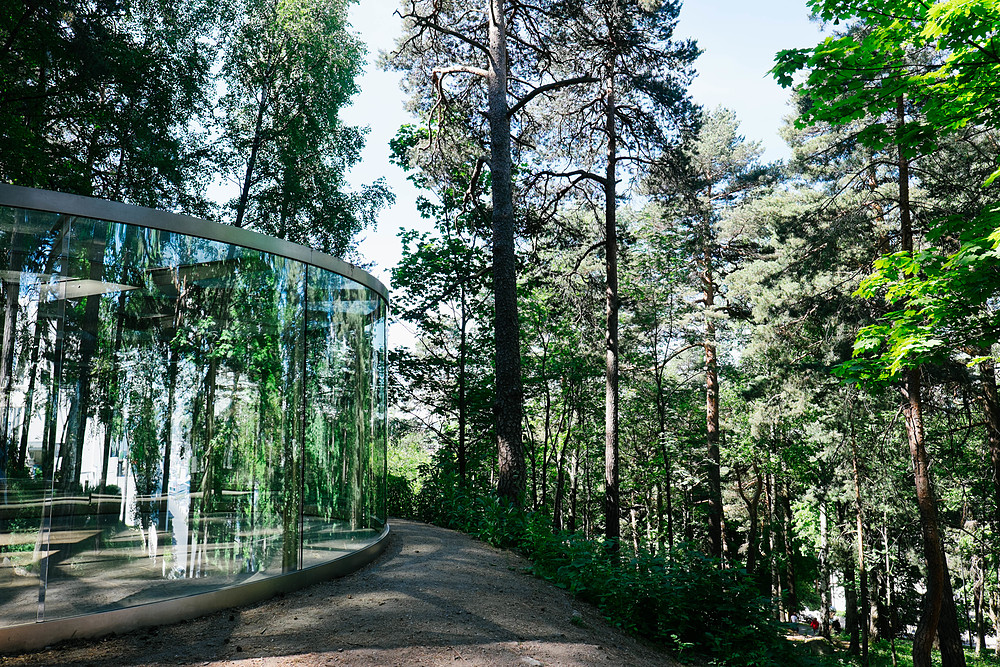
[810,636,1000,667]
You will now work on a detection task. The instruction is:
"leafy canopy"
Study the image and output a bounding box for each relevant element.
[773,0,1000,180]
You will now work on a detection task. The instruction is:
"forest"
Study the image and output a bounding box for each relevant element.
[2,0,999,665]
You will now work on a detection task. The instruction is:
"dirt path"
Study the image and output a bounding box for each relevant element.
[1,519,681,666]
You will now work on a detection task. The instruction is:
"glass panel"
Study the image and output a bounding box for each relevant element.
[302,271,382,566]
[372,299,388,527]
[0,200,385,626]
[0,207,68,626]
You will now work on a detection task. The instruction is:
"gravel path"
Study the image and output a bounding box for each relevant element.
[0,519,681,667]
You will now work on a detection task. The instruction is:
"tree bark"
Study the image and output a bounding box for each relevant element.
[897,95,965,667]
[15,309,44,470]
[458,290,469,486]
[703,243,723,560]
[157,344,179,531]
[973,550,986,655]
[64,221,109,489]
[487,0,525,507]
[568,439,579,532]
[820,498,832,638]
[736,462,762,577]
[235,85,269,230]
[849,408,870,666]
[0,239,21,467]
[845,544,861,655]
[654,367,674,552]
[979,359,1000,530]
[780,478,799,612]
[99,288,129,491]
[938,558,968,667]
[603,64,620,546]
[552,404,575,531]
[905,367,951,667]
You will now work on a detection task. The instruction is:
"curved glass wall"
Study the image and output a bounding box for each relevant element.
[0,188,387,627]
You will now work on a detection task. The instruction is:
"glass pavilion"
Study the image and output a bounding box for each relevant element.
[0,184,388,650]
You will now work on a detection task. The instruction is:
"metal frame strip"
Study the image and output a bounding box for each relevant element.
[0,184,389,301]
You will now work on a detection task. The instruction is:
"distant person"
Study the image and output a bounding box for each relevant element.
[810,617,819,635]
[832,618,842,633]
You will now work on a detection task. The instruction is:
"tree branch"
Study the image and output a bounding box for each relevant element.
[396,4,491,57]
[573,240,605,272]
[534,168,607,186]
[507,75,599,118]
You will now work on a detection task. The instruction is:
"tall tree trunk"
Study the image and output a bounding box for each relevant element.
[980,359,1000,530]
[973,550,986,656]
[655,373,674,551]
[457,297,468,486]
[99,288,129,490]
[897,95,966,667]
[552,405,575,531]
[540,341,551,510]
[771,473,783,618]
[568,439,579,532]
[938,558,968,667]
[780,477,799,612]
[736,462,762,577]
[603,64,620,546]
[64,221,109,489]
[157,344,179,531]
[235,85,268,229]
[883,513,900,666]
[820,497,832,638]
[703,246,723,560]
[0,251,21,468]
[845,536,861,655]
[850,407,870,666]
[525,423,537,508]
[655,480,664,554]
[757,469,773,595]
[904,366,946,667]
[15,311,44,470]
[487,0,524,507]
[16,221,68,471]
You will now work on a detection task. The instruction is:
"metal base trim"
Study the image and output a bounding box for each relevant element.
[0,523,390,655]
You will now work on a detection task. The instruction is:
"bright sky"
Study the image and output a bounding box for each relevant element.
[345,0,827,287]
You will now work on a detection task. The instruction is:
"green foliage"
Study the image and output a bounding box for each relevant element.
[772,0,1000,179]
[834,205,1000,384]
[218,0,391,249]
[412,461,818,667]
[857,637,1000,667]
[0,0,218,208]
[387,474,417,518]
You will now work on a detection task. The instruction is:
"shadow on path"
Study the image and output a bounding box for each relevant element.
[1,519,680,666]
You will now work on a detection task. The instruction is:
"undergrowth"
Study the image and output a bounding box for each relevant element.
[394,470,824,667]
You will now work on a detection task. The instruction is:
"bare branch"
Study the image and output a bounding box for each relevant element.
[463,156,488,208]
[433,64,490,79]
[397,4,491,57]
[573,240,605,272]
[533,168,607,186]
[507,75,599,118]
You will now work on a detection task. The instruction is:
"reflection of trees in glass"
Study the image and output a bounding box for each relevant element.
[164,251,305,574]
[124,363,162,530]
[305,273,379,534]
[0,209,66,484]
[0,209,68,490]
[1,205,385,599]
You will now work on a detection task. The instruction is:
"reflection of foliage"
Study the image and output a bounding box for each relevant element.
[304,272,384,533]
[126,368,162,527]
[0,210,386,583]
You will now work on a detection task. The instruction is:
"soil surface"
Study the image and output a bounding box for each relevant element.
[0,519,682,666]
